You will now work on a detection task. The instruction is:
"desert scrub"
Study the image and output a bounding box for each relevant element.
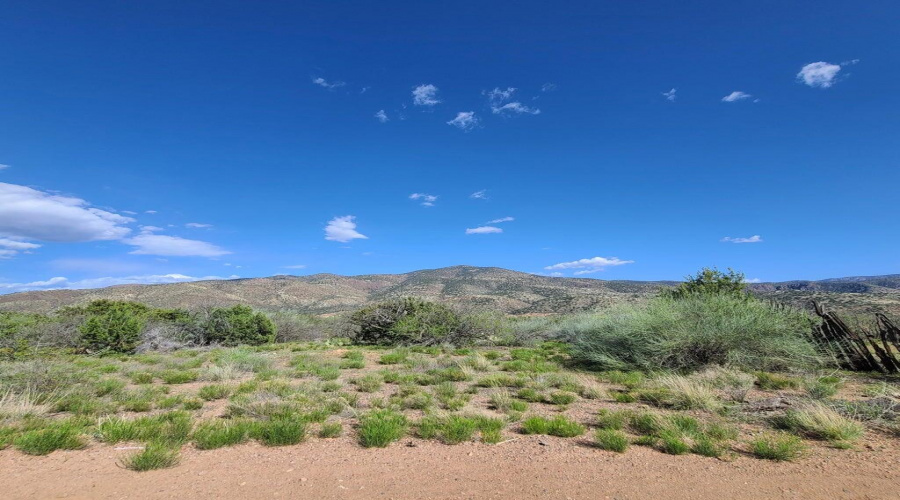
[198,384,232,401]
[121,441,180,471]
[750,432,805,461]
[14,420,87,455]
[772,402,864,445]
[521,415,585,437]
[251,416,308,446]
[594,429,629,452]
[650,374,723,411]
[358,409,407,447]
[192,420,252,449]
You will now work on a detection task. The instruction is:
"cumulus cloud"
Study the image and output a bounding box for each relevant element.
[123,234,231,257]
[412,84,441,106]
[325,215,368,243]
[465,226,502,235]
[544,256,634,275]
[722,91,753,102]
[0,182,133,243]
[662,88,677,102]
[0,274,239,294]
[470,190,488,200]
[487,216,514,223]
[312,77,346,90]
[409,193,438,207]
[797,62,843,88]
[721,235,763,243]
[185,222,212,229]
[374,110,389,123]
[447,112,479,131]
[485,87,540,115]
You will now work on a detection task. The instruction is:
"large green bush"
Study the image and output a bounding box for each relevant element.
[663,267,748,300]
[350,297,480,346]
[79,306,145,353]
[565,294,821,372]
[203,305,276,346]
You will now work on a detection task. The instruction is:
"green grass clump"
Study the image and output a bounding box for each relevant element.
[160,370,199,384]
[755,372,800,390]
[600,370,645,388]
[657,430,690,455]
[121,441,180,471]
[198,384,232,401]
[353,374,384,393]
[805,378,840,400]
[358,409,407,447]
[442,415,478,444]
[750,432,805,461]
[53,393,113,416]
[596,409,629,430]
[378,350,409,365]
[318,422,342,438]
[252,417,307,446]
[192,420,252,450]
[130,372,155,384]
[547,391,577,406]
[94,378,126,396]
[691,436,724,457]
[612,391,637,403]
[96,411,193,445]
[627,411,664,435]
[594,429,629,452]
[182,398,204,410]
[14,421,87,455]
[516,387,544,403]
[521,415,585,437]
[772,403,864,445]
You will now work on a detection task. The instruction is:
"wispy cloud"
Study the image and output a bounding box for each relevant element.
[545,256,634,275]
[744,278,762,283]
[487,216,514,224]
[492,102,540,115]
[0,164,9,171]
[0,237,41,259]
[796,62,845,88]
[312,77,346,90]
[409,193,438,207]
[374,110,389,123]
[283,264,307,269]
[185,222,212,229]
[470,190,488,200]
[721,235,763,243]
[447,111,479,131]
[485,87,540,115]
[465,226,502,235]
[145,210,157,214]
[412,84,441,106]
[325,215,368,243]
[721,91,753,102]
[662,88,677,102]
[123,234,230,257]
[541,83,557,92]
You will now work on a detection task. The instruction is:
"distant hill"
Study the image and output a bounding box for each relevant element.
[0,266,897,317]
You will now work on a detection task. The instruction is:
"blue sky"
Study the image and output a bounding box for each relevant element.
[1,1,898,293]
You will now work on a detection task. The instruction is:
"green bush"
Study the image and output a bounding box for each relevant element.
[203,305,277,346]
[350,298,480,346]
[79,306,145,354]
[567,294,820,372]
[663,267,748,300]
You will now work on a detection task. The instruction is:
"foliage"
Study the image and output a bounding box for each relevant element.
[357,409,407,447]
[203,305,277,346]
[566,294,820,372]
[79,305,145,354]
[350,298,482,346]
[750,432,805,461]
[663,267,748,300]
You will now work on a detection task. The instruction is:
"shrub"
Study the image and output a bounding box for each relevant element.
[203,305,277,346]
[750,432,805,461]
[358,410,407,447]
[663,267,748,300]
[79,306,145,354]
[567,294,820,372]
[350,298,480,346]
[594,429,629,452]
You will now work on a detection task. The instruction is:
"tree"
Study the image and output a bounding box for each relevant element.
[78,306,145,353]
[203,305,276,346]
[664,267,748,300]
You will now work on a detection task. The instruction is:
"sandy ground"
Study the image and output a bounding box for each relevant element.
[2,434,899,500]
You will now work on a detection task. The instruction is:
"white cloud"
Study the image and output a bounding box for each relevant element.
[325,215,368,243]
[545,256,634,275]
[374,110,389,123]
[744,278,762,283]
[485,87,540,115]
[409,193,438,207]
[145,210,157,214]
[486,87,517,103]
[0,182,133,243]
[412,84,441,106]
[487,216,514,223]
[492,102,540,115]
[797,62,842,88]
[0,238,41,251]
[0,274,238,294]
[721,91,753,102]
[185,222,212,229]
[139,225,163,233]
[465,226,502,235]
[312,77,346,90]
[662,88,677,102]
[721,235,763,244]
[447,112,479,131]
[123,234,231,257]
[283,264,307,269]
[541,83,557,92]
[0,164,9,171]
[470,190,488,200]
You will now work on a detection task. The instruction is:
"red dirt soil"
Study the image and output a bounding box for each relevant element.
[2,434,899,499]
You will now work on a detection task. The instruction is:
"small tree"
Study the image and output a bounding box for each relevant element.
[665,267,748,300]
[350,297,469,346]
[79,306,145,353]
[203,305,276,346]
